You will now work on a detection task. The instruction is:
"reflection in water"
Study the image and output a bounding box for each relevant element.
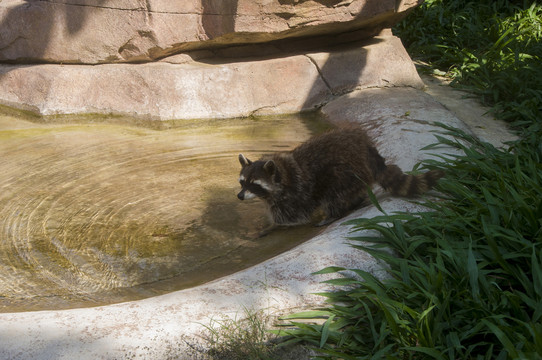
[0,109,331,312]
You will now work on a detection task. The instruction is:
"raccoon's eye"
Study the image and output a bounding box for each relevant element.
[252,179,272,192]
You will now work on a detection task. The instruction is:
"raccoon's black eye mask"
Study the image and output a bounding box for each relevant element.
[238,175,270,199]
[239,175,268,190]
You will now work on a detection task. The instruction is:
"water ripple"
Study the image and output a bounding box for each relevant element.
[0,114,329,312]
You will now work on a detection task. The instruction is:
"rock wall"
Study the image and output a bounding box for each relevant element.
[1,0,422,64]
[0,0,424,120]
[0,33,423,119]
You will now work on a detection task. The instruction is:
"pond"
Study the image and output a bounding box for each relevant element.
[0,107,331,312]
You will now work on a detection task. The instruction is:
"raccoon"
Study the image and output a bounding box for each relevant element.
[237,127,443,234]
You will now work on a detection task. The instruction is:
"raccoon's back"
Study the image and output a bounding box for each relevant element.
[292,127,377,183]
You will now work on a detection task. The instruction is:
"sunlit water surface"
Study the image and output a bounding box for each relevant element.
[0,108,331,312]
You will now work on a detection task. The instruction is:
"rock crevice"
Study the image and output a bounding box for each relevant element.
[304,54,335,95]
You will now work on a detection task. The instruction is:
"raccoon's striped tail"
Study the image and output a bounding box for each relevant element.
[377,165,445,197]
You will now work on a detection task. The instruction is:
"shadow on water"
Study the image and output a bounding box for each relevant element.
[0,108,331,312]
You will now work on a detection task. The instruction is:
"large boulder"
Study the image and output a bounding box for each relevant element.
[0,0,422,64]
[0,0,424,120]
[0,33,424,119]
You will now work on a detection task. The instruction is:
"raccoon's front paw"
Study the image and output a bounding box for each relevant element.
[257,224,278,238]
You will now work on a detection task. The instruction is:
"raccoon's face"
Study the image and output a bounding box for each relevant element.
[237,154,280,201]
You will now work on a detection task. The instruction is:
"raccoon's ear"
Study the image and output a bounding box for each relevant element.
[263,160,276,174]
[264,160,281,183]
[239,154,252,167]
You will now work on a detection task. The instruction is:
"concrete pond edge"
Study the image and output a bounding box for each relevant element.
[0,80,515,359]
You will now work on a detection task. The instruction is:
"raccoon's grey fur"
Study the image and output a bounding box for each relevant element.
[237,127,443,232]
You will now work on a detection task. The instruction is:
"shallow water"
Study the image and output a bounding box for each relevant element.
[0,109,331,312]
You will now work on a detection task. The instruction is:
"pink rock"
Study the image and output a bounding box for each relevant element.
[0,34,423,120]
[0,0,422,64]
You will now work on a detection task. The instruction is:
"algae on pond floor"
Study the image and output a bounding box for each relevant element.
[0,109,331,312]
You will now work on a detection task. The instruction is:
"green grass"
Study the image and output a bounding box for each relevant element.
[278,125,542,359]
[203,307,313,360]
[203,308,276,360]
[395,0,542,137]
[278,1,542,358]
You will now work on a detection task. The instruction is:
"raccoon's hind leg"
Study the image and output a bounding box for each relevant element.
[315,170,368,226]
[315,215,339,227]
[316,193,366,226]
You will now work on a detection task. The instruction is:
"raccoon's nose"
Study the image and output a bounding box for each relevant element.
[237,191,244,200]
